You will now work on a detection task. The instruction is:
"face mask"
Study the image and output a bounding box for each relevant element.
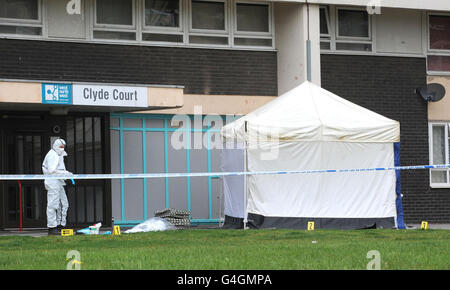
[52,139,67,156]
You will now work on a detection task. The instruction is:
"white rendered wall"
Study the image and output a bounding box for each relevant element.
[275,2,321,95]
[375,8,424,55]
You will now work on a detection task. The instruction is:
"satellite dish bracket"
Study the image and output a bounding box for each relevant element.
[415,83,446,102]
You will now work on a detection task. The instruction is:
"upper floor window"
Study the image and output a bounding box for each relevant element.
[234,2,272,47]
[0,0,274,50]
[145,0,180,28]
[320,7,330,50]
[189,0,228,45]
[93,0,136,40]
[0,0,42,36]
[143,0,183,43]
[320,6,372,52]
[337,9,369,39]
[429,15,450,50]
[97,0,133,26]
[236,3,268,32]
[427,14,450,73]
[191,0,225,31]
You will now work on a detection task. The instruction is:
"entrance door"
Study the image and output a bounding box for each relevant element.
[65,116,109,227]
[2,132,48,228]
[0,113,111,229]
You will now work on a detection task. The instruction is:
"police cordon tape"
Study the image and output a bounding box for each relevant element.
[0,164,449,181]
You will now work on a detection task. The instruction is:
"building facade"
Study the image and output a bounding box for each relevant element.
[0,0,449,229]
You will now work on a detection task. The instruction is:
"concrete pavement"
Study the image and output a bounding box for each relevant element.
[0,224,449,237]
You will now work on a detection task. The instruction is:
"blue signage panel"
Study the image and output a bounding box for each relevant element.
[42,83,73,105]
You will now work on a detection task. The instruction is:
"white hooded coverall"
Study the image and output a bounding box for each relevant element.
[42,139,72,228]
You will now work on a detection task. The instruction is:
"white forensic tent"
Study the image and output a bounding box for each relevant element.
[220,81,401,230]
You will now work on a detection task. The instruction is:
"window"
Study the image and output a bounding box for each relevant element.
[320,7,330,50]
[234,2,272,47]
[145,0,179,27]
[236,3,268,32]
[337,9,369,39]
[143,0,183,43]
[97,0,133,26]
[428,55,450,72]
[189,0,228,45]
[320,6,373,52]
[93,0,136,40]
[320,7,329,36]
[0,0,42,36]
[191,0,225,30]
[428,15,450,73]
[429,15,450,50]
[0,0,274,50]
[336,8,371,51]
[90,0,273,48]
[0,0,38,19]
[429,123,450,187]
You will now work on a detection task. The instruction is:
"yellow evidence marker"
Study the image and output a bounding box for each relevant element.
[420,221,429,230]
[307,221,315,231]
[61,229,74,236]
[113,225,121,235]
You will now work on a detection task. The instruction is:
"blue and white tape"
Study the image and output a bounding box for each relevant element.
[0,164,448,181]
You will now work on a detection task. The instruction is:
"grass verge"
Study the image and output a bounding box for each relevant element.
[0,229,448,270]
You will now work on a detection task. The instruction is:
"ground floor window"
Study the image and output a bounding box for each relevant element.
[429,122,450,187]
[109,114,239,226]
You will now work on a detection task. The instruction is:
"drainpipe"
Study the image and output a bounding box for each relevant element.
[306,0,311,82]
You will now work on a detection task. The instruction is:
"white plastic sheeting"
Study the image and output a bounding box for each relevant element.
[221,142,245,219]
[124,218,176,233]
[247,141,396,218]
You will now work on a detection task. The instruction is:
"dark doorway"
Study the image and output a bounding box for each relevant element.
[0,113,111,229]
[0,115,53,229]
[2,132,48,228]
[64,115,111,228]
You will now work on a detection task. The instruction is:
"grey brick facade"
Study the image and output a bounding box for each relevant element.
[321,54,450,223]
[0,39,278,96]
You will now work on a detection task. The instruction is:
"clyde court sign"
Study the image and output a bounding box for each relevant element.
[42,83,148,108]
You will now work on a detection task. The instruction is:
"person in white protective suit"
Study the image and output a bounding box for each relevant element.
[42,138,73,235]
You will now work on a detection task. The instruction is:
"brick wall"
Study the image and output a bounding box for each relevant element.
[0,39,277,96]
[321,54,450,223]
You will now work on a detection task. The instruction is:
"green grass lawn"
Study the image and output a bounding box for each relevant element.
[0,229,448,270]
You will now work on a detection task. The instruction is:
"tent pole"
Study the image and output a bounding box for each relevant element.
[243,121,248,230]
